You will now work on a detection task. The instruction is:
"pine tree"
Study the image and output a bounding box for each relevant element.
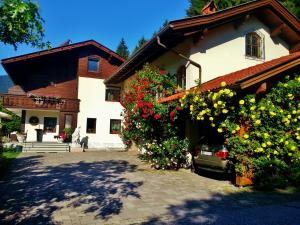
[132,37,148,54]
[116,38,129,59]
[186,0,299,19]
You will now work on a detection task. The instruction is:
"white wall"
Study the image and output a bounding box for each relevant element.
[25,110,59,142]
[152,17,290,89]
[77,77,125,149]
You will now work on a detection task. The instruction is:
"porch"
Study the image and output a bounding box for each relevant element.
[0,94,79,142]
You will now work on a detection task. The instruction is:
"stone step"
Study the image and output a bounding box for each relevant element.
[22,142,70,153]
[23,148,69,153]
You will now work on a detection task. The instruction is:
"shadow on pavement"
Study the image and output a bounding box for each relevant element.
[0,155,143,225]
[142,189,300,225]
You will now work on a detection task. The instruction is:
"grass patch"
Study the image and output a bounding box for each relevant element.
[0,149,20,180]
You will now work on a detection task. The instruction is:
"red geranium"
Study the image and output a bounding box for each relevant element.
[154,114,161,120]
[170,111,175,122]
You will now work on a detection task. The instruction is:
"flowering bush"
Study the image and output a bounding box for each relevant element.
[180,75,300,187]
[121,64,189,169]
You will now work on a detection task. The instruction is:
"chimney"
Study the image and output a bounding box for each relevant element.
[201,1,217,15]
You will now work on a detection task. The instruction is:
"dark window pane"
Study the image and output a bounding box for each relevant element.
[88,58,99,72]
[105,87,121,102]
[110,119,121,134]
[245,32,263,59]
[176,66,186,90]
[86,118,96,133]
[44,117,57,133]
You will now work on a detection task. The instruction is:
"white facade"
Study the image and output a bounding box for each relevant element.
[153,17,290,89]
[25,110,59,142]
[77,77,125,149]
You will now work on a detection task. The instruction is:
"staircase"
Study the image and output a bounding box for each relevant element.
[23,142,70,153]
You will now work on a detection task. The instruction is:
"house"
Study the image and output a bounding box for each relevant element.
[0,40,125,149]
[105,0,300,146]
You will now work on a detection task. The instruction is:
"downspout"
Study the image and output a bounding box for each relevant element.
[156,36,202,86]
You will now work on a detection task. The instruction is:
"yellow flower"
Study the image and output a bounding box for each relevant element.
[236,125,240,131]
[214,103,218,108]
[255,148,264,153]
[290,146,297,151]
[262,143,267,148]
[260,106,266,111]
[274,150,279,155]
[269,111,277,117]
[244,134,249,139]
[250,98,256,103]
[239,100,245,105]
[220,81,227,87]
[229,92,234,97]
[255,120,261,125]
[209,117,214,121]
[193,96,199,102]
[222,109,228,114]
[287,115,292,119]
[211,123,216,127]
[190,105,194,111]
[267,141,272,146]
[217,100,223,105]
[250,106,256,111]
[231,130,236,134]
[217,128,223,133]
[251,115,256,119]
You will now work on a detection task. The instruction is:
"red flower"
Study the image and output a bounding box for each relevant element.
[176,106,182,111]
[170,111,175,122]
[171,144,177,149]
[137,102,143,109]
[154,114,161,120]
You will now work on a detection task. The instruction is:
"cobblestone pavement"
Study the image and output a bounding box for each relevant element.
[0,151,300,225]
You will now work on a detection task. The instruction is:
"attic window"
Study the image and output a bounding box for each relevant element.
[88,57,99,72]
[245,32,264,59]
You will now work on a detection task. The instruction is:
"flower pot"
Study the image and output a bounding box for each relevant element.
[236,175,253,187]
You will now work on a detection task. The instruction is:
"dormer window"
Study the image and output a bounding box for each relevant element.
[88,57,99,72]
[245,32,264,59]
[176,65,186,90]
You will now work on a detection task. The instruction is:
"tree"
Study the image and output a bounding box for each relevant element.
[132,36,148,55]
[116,38,129,59]
[0,0,49,49]
[152,19,169,37]
[186,0,300,19]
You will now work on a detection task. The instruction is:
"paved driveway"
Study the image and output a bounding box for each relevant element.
[0,151,300,225]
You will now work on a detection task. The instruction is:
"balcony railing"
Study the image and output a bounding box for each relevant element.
[0,94,80,112]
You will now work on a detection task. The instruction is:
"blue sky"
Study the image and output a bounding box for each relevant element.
[0,0,189,75]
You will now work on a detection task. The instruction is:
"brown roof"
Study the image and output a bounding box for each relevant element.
[1,40,125,64]
[105,0,300,84]
[158,51,300,103]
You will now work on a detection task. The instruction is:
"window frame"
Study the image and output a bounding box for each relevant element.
[110,119,121,134]
[245,32,265,60]
[105,86,121,102]
[87,57,100,72]
[43,117,57,133]
[176,65,187,90]
[86,118,97,134]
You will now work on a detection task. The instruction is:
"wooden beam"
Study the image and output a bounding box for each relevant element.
[290,43,300,53]
[192,28,208,44]
[256,82,267,95]
[270,23,286,38]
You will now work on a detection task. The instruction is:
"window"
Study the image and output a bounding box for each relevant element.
[176,66,186,90]
[105,87,121,102]
[110,119,121,134]
[44,117,57,133]
[245,32,264,59]
[64,115,72,129]
[86,118,96,134]
[88,57,99,72]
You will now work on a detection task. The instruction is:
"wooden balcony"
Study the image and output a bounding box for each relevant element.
[0,94,80,113]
